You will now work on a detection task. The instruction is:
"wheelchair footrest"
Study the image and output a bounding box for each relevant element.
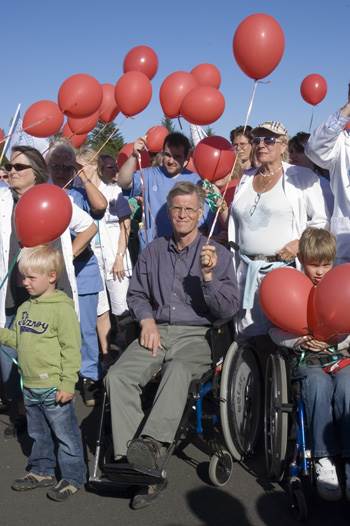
[100,462,166,487]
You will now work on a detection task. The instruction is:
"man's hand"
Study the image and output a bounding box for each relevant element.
[200,244,217,282]
[140,319,161,357]
[133,137,147,158]
[277,239,299,262]
[294,335,330,353]
[56,391,74,404]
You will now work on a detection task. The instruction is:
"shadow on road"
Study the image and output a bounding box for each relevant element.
[166,486,253,526]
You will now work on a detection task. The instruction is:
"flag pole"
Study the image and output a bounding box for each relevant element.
[0,103,21,164]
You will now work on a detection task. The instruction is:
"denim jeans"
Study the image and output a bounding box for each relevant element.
[78,293,102,381]
[24,388,86,487]
[297,365,350,458]
[0,315,22,403]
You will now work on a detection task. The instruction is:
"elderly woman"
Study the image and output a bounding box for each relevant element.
[228,121,330,340]
[0,145,97,435]
[47,141,107,407]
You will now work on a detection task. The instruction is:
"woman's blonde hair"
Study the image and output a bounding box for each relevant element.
[18,245,64,278]
[298,228,336,263]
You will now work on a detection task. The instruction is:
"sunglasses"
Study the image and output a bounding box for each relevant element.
[4,163,32,172]
[252,137,282,146]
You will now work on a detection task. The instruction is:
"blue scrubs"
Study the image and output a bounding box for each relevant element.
[68,188,103,381]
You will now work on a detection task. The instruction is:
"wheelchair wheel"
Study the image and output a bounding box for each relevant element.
[289,478,308,522]
[208,451,233,487]
[220,341,262,460]
[264,352,289,481]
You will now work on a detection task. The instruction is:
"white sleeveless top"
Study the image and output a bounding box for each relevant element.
[232,175,294,256]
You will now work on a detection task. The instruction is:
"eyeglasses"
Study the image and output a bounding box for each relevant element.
[169,206,200,216]
[249,193,262,216]
[4,163,32,172]
[50,164,76,173]
[252,137,282,146]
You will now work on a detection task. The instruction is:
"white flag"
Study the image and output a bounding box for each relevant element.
[7,110,49,156]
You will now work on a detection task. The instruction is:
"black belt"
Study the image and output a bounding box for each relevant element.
[245,254,295,264]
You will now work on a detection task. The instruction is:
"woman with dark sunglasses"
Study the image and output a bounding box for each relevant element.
[0,145,97,437]
[228,121,330,340]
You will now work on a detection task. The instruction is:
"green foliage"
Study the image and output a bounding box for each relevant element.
[88,121,125,157]
[161,115,177,134]
[204,126,214,137]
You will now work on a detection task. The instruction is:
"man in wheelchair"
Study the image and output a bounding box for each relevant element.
[269,227,350,502]
[105,182,239,509]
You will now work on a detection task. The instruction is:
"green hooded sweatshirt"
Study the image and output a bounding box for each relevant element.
[0,291,81,393]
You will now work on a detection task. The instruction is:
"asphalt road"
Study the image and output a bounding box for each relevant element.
[0,397,350,526]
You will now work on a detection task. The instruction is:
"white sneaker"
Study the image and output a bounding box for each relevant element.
[314,457,342,501]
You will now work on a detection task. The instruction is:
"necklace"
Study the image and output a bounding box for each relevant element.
[257,165,283,178]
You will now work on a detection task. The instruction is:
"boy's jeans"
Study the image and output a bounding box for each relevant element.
[296,365,350,458]
[24,388,86,487]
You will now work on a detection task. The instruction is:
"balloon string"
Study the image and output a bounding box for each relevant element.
[206,80,260,242]
[0,249,23,291]
[62,126,120,190]
[243,80,258,133]
[309,107,314,133]
[137,156,149,245]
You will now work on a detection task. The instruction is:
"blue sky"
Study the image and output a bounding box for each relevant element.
[1,0,349,143]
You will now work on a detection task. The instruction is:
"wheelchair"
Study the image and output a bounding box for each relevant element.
[264,347,314,522]
[89,320,263,494]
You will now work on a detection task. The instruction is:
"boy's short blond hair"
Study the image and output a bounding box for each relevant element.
[298,227,336,263]
[18,245,64,279]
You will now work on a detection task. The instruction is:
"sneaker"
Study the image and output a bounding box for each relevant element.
[47,479,80,502]
[344,462,350,501]
[81,377,102,407]
[127,436,168,471]
[130,479,168,510]
[314,457,342,501]
[12,472,55,491]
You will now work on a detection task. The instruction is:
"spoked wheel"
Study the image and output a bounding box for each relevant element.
[289,478,308,522]
[208,450,233,487]
[220,341,262,460]
[264,352,289,481]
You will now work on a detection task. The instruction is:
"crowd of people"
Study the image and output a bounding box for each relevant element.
[1,88,350,509]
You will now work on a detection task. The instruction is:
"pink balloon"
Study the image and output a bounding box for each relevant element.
[191,64,221,88]
[100,83,120,123]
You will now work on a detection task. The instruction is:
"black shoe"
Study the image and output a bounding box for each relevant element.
[80,377,102,407]
[130,479,168,510]
[127,437,168,471]
[4,416,27,439]
[47,479,80,502]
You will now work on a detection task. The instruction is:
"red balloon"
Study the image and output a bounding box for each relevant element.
[15,184,73,247]
[117,143,151,169]
[58,74,103,118]
[191,64,221,88]
[146,126,169,152]
[68,110,99,134]
[99,83,120,123]
[260,267,313,335]
[159,71,198,119]
[300,74,327,106]
[233,13,285,80]
[185,156,197,173]
[181,87,225,126]
[115,72,152,117]
[62,123,87,148]
[23,100,64,138]
[123,45,158,80]
[193,136,235,182]
[310,264,350,342]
